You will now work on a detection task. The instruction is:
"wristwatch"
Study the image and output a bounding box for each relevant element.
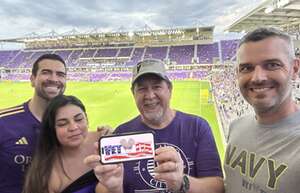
[176,174,190,193]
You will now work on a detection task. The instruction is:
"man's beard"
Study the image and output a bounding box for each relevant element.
[37,85,64,101]
[143,108,164,126]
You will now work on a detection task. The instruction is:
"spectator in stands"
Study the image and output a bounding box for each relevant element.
[23,95,110,193]
[0,54,67,193]
[224,27,300,192]
[210,62,254,138]
[85,59,224,193]
[295,47,300,58]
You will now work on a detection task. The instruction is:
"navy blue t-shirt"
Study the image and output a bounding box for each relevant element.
[115,111,223,193]
[0,102,40,193]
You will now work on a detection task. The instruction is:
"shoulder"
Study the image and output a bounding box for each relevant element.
[169,111,213,139]
[0,103,28,130]
[49,165,63,193]
[230,113,254,128]
[115,116,140,133]
[175,111,210,127]
[176,110,205,120]
[228,113,255,139]
[0,103,26,120]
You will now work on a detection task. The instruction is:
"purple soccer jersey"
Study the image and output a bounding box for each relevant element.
[0,102,40,193]
[114,111,223,193]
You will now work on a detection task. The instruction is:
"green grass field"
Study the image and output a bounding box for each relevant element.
[0,80,225,159]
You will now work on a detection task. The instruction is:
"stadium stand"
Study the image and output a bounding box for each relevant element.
[220,40,239,61]
[210,67,253,137]
[144,46,168,61]
[1,41,299,139]
[169,45,194,65]
[126,47,145,66]
[1,17,300,139]
[0,40,241,69]
[197,43,219,64]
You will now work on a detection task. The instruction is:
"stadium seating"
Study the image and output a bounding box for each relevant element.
[125,47,144,66]
[67,50,83,66]
[117,48,133,57]
[144,46,168,61]
[2,42,300,140]
[94,48,118,57]
[210,68,253,137]
[169,45,194,65]
[10,51,33,68]
[0,50,20,67]
[0,39,242,68]
[220,40,239,62]
[197,43,219,64]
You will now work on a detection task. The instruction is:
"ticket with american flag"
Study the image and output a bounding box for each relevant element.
[99,131,155,164]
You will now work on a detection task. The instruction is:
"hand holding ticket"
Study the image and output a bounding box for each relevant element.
[99,132,155,164]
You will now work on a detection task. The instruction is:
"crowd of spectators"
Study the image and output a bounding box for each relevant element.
[210,67,253,138]
[1,62,300,139]
[210,65,300,139]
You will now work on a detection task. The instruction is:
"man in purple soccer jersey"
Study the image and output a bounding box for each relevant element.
[86,59,224,193]
[0,54,67,193]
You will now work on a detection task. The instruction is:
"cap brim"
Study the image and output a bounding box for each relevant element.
[132,71,169,85]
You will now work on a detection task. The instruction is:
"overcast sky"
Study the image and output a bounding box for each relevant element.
[0,0,263,43]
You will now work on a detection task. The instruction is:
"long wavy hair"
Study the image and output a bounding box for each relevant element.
[23,95,86,193]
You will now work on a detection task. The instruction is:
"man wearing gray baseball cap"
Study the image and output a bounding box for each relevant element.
[131,59,171,86]
[118,59,223,193]
[85,59,224,193]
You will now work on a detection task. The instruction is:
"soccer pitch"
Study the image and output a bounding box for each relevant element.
[0,80,225,158]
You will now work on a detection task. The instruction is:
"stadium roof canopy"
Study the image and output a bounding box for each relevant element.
[0,26,213,43]
[0,26,214,49]
[227,0,300,34]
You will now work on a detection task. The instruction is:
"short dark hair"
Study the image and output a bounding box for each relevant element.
[238,27,295,59]
[31,54,66,76]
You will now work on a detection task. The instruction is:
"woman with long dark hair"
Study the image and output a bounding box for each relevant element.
[23,95,109,193]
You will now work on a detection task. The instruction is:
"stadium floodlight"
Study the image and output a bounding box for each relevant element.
[265,6,274,14]
[128,31,134,38]
[277,0,290,8]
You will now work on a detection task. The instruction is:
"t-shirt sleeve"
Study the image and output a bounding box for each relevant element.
[195,119,223,178]
[113,125,122,134]
[0,119,3,143]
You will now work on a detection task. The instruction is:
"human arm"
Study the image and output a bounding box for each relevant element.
[84,144,124,193]
[48,166,63,193]
[87,125,112,141]
[85,125,112,155]
[96,125,112,134]
[154,146,224,193]
[186,176,224,193]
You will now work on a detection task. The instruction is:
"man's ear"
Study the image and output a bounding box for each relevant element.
[292,58,300,80]
[131,84,135,95]
[169,83,173,92]
[30,74,35,87]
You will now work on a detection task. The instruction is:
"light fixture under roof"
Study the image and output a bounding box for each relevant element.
[277,0,290,8]
[265,6,274,14]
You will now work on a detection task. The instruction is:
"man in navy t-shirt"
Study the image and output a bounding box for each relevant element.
[88,59,224,193]
[0,54,67,193]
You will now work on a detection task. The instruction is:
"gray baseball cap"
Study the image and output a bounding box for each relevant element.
[131,59,170,85]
